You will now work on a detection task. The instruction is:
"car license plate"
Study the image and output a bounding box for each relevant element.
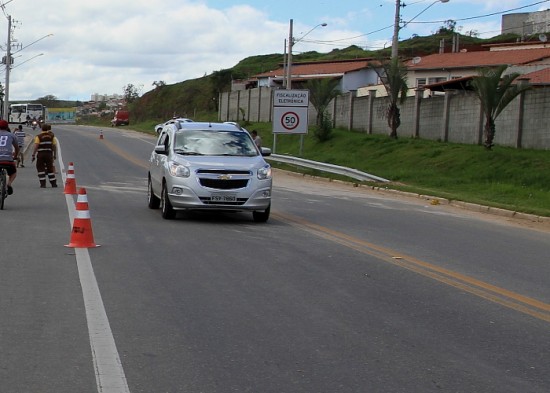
[211,194,236,202]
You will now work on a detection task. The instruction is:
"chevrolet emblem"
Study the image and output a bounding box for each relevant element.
[218,174,232,180]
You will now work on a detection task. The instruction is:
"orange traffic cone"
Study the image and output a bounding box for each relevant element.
[65,187,100,248]
[63,162,77,195]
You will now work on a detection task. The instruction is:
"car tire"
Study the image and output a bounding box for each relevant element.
[147,176,160,209]
[252,204,270,223]
[161,182,176,219]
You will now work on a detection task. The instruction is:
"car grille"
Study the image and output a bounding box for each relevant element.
[199,178,249,189]
[196,169,251,190]
[196,169,250,175]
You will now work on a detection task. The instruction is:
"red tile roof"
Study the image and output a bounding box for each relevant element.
[255,58,380,78]
[518,67,550,84]
[407,48,550,70]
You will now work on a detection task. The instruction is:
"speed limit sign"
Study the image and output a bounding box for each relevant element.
[281,111,299,130]
[273,107,308,134]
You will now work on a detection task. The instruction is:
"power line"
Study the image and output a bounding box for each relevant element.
[406,0,550,25]
[311,0,550,46]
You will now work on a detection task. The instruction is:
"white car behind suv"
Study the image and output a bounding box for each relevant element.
[154,117,193,134]
[148,121,272,222]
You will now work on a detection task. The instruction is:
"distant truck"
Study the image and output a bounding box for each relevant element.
[111,110,129,126]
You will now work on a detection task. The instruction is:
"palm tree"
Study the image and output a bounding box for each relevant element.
[371,57,408,139]
[470,65,530,150]
[306,78,340,125]
[305,78,340,141]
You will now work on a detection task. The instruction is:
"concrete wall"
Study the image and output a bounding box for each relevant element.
[219,87,550,150]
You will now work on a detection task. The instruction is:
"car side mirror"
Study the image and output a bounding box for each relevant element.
[154,145,168,155]
[260,147,271,157]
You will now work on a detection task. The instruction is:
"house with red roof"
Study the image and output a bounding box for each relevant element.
[407,41,550,92]
[250,58,382,93]
[241,41,550,99]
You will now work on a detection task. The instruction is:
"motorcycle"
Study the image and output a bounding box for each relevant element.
[31,120,38,130]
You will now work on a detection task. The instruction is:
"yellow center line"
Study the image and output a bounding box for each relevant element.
[90,136,550,323]
[273,211,550,323]
[100,137,150,170]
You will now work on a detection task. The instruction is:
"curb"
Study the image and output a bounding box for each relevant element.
[273,168,550,227]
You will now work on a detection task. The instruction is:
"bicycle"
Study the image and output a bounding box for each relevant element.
[15,149,25,168]
[0,166,7,210]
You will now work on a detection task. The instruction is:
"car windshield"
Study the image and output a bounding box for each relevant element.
[174,130,258,156]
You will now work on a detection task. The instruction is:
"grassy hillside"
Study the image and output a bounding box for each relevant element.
[130,31,520,122]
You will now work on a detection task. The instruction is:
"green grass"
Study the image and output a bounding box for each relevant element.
[250,123,550,217]
[79,118,550,217]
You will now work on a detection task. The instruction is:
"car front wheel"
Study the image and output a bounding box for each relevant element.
[147,176,160,209]
[252,204,270,223]
[161,183,176,219]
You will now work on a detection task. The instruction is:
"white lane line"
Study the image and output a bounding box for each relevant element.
[75,248,131,393]
[58,141,131,393]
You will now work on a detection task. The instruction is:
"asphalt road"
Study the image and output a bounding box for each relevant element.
[1,124,549,393]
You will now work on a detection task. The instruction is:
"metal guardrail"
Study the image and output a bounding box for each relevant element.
[267,154,390,183]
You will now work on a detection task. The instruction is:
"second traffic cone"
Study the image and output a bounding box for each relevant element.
[63,162,77,195]
[65,187,100,248]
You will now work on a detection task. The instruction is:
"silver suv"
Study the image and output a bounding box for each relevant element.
[148,122,272,222]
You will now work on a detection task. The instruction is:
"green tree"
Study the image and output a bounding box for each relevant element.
[305,78,340,141]
[437,19,457,34]
[97,101,107,111]
[36,95,59,107]
[470,65,530,149]
[152,81,166,89]
[123,83,141,104]
[371,57,408,138]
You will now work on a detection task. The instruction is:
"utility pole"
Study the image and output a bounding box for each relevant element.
[391,0,401,58]
[3,14,12,120]
[285,19,293,90]
[392,0,450,58]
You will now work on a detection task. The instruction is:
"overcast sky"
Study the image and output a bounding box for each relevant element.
[0,0,547,102]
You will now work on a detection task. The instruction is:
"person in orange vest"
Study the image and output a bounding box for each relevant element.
[31,124,57,188]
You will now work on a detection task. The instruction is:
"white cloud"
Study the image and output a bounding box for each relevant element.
[0,1,292,101]
[0,0,534,102]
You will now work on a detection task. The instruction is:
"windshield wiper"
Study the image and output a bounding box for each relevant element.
[174,149,203,155]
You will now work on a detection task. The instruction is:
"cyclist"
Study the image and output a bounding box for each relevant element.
[14,124,26,167]
[0,120,20,195]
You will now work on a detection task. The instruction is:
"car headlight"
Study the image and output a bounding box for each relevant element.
[168,161,190,177]
[257,164,272,180]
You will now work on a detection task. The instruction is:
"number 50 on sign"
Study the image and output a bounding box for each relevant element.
[273,106,308,134]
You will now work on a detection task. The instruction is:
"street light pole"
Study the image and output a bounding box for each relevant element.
[285,20,327,90]
[2,29,53,121]
[283,20,327,156]
[12,53,43,70]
